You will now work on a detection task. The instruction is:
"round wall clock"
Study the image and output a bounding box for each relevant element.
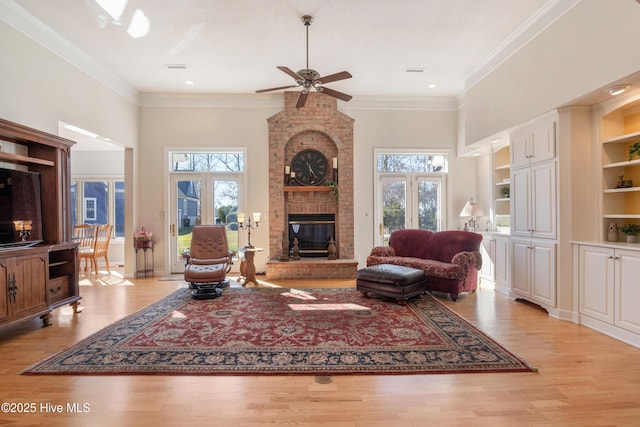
[291,149,329,186]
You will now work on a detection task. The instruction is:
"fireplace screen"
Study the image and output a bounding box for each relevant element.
[288,214,335,257]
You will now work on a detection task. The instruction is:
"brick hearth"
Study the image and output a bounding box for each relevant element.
[266,92,355,279]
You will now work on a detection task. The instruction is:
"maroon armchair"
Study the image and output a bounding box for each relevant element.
[366,229,482,301]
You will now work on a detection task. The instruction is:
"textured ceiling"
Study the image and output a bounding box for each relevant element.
[9,0,555,98]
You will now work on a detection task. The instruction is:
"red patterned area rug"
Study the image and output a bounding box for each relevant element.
[23,288,536,375]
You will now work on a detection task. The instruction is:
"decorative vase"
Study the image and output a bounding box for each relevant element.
[626,235,637,243]
[607,222,619,242]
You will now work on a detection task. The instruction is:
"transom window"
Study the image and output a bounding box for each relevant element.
[171,152,244,172]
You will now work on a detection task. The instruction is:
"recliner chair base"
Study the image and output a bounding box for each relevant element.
[190,283,223,300]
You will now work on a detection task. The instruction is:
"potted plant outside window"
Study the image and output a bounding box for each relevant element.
[619,223,640,243]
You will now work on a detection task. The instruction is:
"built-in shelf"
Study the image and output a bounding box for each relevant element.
[0,151,55,167]
[604,187,640,193]
[604,214,640,219]
[603,130,640,144]
[495,164,510,171]
[284,186,330,192]
[603,158,640,169]
[496,197,510,202]
[495,181,510,186]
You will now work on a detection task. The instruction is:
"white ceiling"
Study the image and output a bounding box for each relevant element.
[7,0,564,99]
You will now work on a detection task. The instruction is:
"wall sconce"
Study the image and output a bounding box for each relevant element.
[459,198,483,232]
[238,212,261,248]
[13,220,32,241]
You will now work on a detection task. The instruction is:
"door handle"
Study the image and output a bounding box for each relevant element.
[171,223,176,237]
[379,223,383,236]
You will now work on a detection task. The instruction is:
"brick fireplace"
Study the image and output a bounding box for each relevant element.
[266,91,357,279]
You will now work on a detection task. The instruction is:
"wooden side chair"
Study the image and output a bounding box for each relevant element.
[78,224,113,275]
[73,224,96,272]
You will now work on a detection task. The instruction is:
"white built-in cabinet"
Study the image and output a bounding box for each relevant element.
[511,238,556,308]
[509,114,558,309]
[480,233,509,295]
[511,162,556,239]
[576,243,640,347]
[510,118,556,169]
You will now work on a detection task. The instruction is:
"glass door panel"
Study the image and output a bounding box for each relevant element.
[212,179,240,256]
[380,176,407,245]
[417,178,442,231]
[170,175,202,273]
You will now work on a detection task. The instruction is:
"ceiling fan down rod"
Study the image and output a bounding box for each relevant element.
[301,15,313,70]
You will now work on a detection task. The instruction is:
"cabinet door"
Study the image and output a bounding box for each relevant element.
[511,168,531,237]
[531,162,556,239]
[579,245,614,323]
[511,130,530,169]
[11,254,48,319]
[480,236,495,282]
[531,242,556,307]
[615,249,640,335]
[494,236,510,292]
[530,119,555,164]
[511,239,531,298]
[0,260,9,324]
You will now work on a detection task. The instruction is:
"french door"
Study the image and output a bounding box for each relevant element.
[375,174,446,245]
[169,173,241,273]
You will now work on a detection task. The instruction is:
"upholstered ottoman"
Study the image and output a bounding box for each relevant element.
[356,264,428,304]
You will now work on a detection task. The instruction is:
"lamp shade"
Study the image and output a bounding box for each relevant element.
[459,198,483,217]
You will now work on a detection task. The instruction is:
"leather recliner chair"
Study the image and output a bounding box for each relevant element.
[184,225,234,299]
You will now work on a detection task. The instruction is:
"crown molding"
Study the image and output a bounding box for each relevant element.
[464,0,581,92]
[0,0,139,104]
[139,92,459,111]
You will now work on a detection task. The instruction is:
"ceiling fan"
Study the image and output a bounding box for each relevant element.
[255,15,353,108]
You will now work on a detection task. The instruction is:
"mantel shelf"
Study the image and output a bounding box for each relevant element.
[0,151,54,167]
[284,186,330,193]
[604,214,640,219]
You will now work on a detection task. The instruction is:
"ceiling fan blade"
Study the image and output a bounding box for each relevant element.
[255,84,299,93]
[317,86,352,102]
[296,90,309,108]
[317,71,352,84]
[277,66,303,81]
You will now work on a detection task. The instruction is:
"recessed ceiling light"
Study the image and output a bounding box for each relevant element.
[184,80,195,86]
[428,83,437,89]
[606,84,630,96]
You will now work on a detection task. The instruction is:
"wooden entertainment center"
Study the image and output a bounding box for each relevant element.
[0,118,80,329]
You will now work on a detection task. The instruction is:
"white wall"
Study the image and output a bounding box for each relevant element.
[463,0,640,146]
[139,98,474,274]
[0,21,138,146]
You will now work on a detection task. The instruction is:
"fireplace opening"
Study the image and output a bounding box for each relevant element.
[288,214,335,258]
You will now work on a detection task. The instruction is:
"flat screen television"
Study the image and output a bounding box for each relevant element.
[0,167,43,249]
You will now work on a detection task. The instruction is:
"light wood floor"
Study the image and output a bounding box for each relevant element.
[1,269,639,427]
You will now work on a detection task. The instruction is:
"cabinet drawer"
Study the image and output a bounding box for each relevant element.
[48,276,70,303]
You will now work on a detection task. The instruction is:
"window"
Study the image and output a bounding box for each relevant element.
[84,198,97,221]
[72,179,125,238]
